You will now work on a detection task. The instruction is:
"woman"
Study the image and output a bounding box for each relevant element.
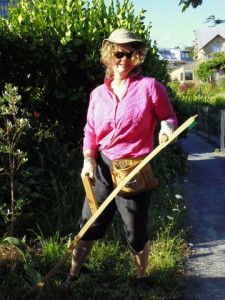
[63,29,177,291]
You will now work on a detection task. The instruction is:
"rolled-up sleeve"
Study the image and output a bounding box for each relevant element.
[153,80,177,128]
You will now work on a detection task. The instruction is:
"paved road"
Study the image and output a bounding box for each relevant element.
[181,131,225,300]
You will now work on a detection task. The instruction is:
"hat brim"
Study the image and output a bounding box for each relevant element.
[102,38,146,47]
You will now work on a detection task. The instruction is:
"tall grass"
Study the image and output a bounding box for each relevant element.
[0,182,188,299]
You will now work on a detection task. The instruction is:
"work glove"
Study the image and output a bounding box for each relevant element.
[81,157,96,183]
[159,121,175,144]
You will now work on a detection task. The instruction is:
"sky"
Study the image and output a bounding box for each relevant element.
[131,0,225,49]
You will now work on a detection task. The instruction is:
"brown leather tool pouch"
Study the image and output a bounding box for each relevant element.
[111,155,158,196]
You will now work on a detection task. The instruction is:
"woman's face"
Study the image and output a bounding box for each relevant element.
[112,44,134,77]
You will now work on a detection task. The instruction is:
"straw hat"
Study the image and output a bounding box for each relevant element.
[102,29,146,47]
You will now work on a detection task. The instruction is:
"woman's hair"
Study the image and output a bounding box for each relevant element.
[100,41,147,78]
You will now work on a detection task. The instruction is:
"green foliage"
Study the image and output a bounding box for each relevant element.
[179,0,203,11]
[0,130,84,236]
[169,79,225,142]
[0,84,30,235]
[147,186,187,294]
[0,0,167,145]
[168,78,225,111]
[15,141,84,237]
[216,77,225,90]
[195,53,225,82]
[195,61,215,82]
[0,2,90,144]
[168,81,180,93]
[30,229,70,271]
[154,142,188,185]
[210,95,225,109]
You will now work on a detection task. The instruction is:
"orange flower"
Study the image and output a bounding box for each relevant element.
[33,111,40,118]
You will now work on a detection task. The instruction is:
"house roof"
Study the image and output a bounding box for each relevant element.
[158,48,193,63]
[195,26,225,50]
[158,48,177,61]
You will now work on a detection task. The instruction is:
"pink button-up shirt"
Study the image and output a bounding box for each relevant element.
[83,76,177,161]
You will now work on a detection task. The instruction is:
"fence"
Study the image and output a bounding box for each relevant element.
[221,110,225,151]
[193,105,225,152]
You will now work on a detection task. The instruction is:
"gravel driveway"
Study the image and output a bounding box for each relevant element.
[181,131,225,300]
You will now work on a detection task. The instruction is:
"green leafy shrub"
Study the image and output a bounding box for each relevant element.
[154,143,188,185]
[0,0,168,145]
[195,53,225,82]
[168,81,180,93]
[0,84,30,236]
[210,95,225,109]
[216,77,225,91]
[15,141,84,237]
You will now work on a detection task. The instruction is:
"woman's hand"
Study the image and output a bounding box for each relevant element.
[81,157,96,183]
[159,121,175,144]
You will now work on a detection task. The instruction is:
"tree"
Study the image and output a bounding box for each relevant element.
[205,15,225,27]
[179,0,203,11]
[195,53,225,82]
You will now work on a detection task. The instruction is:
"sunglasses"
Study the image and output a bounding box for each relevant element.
[114,51,133,59]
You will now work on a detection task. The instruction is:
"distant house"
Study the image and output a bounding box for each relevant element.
[194,26,225,60]
[158,47,193,71]
[170,26,225,83]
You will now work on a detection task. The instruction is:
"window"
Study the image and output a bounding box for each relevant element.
[185,72,193,80]
[181,52,190,59]
[212,41,223,53]
[180,73,183,81]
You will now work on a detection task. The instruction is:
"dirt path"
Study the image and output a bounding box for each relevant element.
[180,131,225,300]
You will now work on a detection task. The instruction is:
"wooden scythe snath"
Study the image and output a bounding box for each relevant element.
[82,176,99,214]
[23,114,198,299]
